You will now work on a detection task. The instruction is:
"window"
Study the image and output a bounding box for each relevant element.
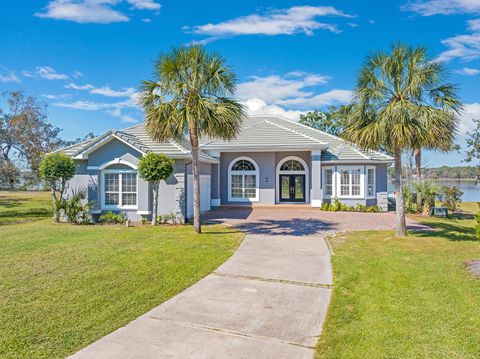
[323,168,333,197]
[229,158,258,201]
[367,167,375,197]
[280,160,304,171]
[102,171,137,208]
[337,167,364,198]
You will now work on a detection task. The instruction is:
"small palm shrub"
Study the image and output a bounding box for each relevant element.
[100,211,125,224]
[156,212,181,225]
[57,188,94,224]
[331,198,342,212]
[402,184,417,213]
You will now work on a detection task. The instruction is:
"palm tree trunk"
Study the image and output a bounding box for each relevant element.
[415,147,422,211]
[189,122,201,234]
[414,147,422,180]
[152,183,158,226]
[394,142,407,237]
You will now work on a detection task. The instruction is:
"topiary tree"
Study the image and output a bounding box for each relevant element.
[39,152,75,222]
[138,152,174,226]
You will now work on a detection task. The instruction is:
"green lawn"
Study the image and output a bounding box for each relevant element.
[0,191,243,358]
[316,203,480,358]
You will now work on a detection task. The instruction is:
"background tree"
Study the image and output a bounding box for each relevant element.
[139,46,244,233]
[299,106,345,136]
[0,91,65,188]
[138,152,174,226]
[464,118,480,184]
[342,43,461,236]
[39,153,75,222]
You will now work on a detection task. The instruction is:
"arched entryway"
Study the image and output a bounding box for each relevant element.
[276,156,309,203]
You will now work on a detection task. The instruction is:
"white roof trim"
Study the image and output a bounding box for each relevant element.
[74,133,146,159]
[98,158,138,170]
[169,140,189,154]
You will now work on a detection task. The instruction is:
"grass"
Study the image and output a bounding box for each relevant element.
[0,191,243,358]
[316,202,480,359]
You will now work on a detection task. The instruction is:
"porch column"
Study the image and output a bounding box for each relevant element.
[311,149,322,207]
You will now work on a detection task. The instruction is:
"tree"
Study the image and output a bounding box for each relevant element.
[39,153,75,222]
[299,106,345,136]
[464,118,480,184]
[439,185,463,214]
[139,46,244,233]
[138,152,174,226]
[342,44,461,237]
[0,91,65,187]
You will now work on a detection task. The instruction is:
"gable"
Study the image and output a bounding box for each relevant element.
[87,138,143,167]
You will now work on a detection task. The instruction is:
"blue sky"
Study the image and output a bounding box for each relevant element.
[1,0,480,167]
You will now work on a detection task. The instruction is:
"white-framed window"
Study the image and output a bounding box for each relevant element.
[366,166,376,198]
[336,166,364,198]
[228,157,259,202]
[101,170,138,209]
[323,167,334,198]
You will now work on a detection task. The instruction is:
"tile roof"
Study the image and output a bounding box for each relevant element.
[58,115,393,163]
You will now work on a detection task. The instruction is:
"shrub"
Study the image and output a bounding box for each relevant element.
[156,212,181,225]
[413,181,440,215]
[100,211,125,224]
[331,198,342,212]
[57,188,94,224]
[402,184,417,213]
[140,216,148,225]
[439,186,463,214]
[321,202,331,211]
[138,152,174,226]
[39,153,75,222]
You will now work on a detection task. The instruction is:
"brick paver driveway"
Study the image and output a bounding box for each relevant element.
[202,206,427,236]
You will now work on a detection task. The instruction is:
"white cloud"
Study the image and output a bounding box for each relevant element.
[186,5,353,40]
[107,108,138,123]
[42,93,71,99]
[237,72,330,104]
[35,0,160,24]
[142,18,152,23]
[126,0,160,10]
[36,0,129,24]
[65,82,95,90]
[242,98,306,121]
[65,82,136,97]
[21,70,35,78]
[455,67,480,75]
[460,103,480,134]
[437,19,480,61]
[403,0,480,16]
[278,89,353,107]
[91,85,136,97]
[35,66,69,80]
[0,67,20,83]
[236,72,352,121]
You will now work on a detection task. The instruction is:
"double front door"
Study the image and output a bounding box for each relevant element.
[279,174,305,202]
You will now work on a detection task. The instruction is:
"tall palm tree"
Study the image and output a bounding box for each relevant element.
[342,44,461,237]
[139,46,244,233]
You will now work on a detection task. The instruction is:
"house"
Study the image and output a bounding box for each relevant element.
[60,114,393,221]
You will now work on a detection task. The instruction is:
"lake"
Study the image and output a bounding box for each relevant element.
[388,179,479,202]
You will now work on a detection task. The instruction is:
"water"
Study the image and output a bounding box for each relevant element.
[388,180,479,202]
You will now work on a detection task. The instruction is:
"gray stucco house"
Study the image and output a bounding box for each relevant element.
[60,114,393,222]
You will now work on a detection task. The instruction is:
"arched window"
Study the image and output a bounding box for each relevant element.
[228,158,259,201]
[280,160,305,172]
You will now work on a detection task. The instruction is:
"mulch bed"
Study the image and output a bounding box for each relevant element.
[465,260,480,278]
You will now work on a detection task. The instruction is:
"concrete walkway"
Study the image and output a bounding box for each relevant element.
[70,232,332,358]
